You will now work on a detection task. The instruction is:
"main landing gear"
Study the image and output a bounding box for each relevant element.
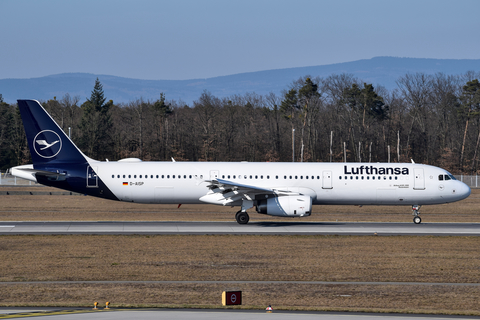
[235,211,249,224]
[412,205,422,224]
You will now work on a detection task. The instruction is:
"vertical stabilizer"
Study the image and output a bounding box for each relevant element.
[17,99,89,166]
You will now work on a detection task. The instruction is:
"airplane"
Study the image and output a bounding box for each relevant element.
[9,100,471,225]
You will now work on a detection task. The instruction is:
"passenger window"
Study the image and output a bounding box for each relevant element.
[261,175,263,179]
[389,177,392,180]
[112,175,114,178]
[295,176,297,179]
[128,175,131,178]
[306,176,309,179]
[300,176,303,179]
[189,175,192,179]
[276,176,278,179]
[290,176,292,179]
[222,175,225,178]
[167,175,170,178]
[184,175,186,179]
[284,176,287,179]
[123,175,125,178]
[367,176,369,180]
[372,176,375,180]
[156,175,159,178]
[356,176,358,180]
[362,176,364,180]
[350,176,353,180]
[233,175,236,179]
[140,175,142,178]
[255,175,258,179]
[339,176,342,180]
[117,175,120,178]
[267,175,269,179]
[228,175,230,179]
[317,176,320,179]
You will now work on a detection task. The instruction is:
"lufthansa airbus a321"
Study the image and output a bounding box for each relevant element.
[10,100,471,224]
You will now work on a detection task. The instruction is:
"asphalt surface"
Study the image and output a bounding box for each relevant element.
[1,221,480,235]
[1,309,479,320]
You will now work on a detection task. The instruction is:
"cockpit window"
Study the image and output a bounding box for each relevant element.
[440,174,456,181]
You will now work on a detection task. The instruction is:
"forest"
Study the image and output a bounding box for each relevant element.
[1,71,480,175]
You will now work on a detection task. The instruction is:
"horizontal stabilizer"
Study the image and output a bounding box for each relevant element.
[10,164,66,182]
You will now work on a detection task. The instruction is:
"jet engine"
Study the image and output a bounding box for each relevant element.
[256,195,312,217]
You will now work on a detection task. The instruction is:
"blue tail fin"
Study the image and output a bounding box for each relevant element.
[17,100,88,166]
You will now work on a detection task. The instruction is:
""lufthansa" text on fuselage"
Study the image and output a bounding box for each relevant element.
[344,165,409,175]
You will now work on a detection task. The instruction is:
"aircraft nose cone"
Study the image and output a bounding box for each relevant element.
[455,181,471,200]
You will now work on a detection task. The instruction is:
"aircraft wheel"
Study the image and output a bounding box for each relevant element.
[236,211,249,224]
[413,216,422,224]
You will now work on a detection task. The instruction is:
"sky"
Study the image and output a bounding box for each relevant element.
[1,0,479,80]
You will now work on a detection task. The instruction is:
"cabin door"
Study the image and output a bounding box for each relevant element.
[210,170,219,180]
[322,171,333,189]
[86,166,98,188]
[413,169,425,190]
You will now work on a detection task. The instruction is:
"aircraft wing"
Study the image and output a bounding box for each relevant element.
[207,178,275,194]
[200,178,293,206]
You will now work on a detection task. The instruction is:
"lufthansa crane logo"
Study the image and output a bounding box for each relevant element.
[33,130,62,158]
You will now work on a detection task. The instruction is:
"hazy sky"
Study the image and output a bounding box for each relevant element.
[1,0,479,80]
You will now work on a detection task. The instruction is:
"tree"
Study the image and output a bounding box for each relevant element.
[459,79,480,172]
[153,93,173,160]
[297,77,321,161]
[79,78,114,160]
[280,88,298,120]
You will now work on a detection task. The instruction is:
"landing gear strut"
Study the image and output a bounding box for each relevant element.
[235,211,249,224]
[412,205,422,224]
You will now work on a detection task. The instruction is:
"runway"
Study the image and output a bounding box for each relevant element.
[1,221,479,235]
[1,309,480,320]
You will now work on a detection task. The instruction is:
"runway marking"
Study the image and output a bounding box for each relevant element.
[0,309,108,319]
[0,226,15,228]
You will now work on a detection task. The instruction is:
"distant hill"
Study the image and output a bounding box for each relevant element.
[1,57,480,105]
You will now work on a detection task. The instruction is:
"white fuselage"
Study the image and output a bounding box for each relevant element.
[91,160,470,206]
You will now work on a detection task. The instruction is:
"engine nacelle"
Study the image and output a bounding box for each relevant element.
[256,195,312,217]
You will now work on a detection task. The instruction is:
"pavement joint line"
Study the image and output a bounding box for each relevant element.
[1,281,480,286]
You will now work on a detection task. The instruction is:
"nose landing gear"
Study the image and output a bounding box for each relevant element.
[412,205,422,224]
